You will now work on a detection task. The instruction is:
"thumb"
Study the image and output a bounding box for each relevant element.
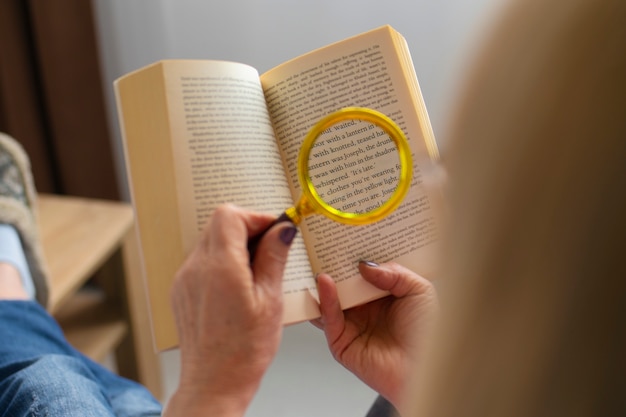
[252,222,297,289]
[358,261,432,298]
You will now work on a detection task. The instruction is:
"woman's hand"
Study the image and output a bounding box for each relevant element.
[312,262,438,410]
[165,204,297,417]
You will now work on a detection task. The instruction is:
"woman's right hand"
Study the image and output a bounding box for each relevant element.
[165,204,296,417]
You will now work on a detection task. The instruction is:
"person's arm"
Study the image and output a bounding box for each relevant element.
[164,204,297,417]
[312,261,439,413]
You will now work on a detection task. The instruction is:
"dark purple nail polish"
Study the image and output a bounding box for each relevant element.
[279,226,298,245]
[359,260,379,268]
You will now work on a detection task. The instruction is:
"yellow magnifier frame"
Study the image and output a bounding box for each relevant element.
[286,107,413,225]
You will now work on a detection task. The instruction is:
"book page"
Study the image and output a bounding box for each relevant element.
[161,61,286,249]
[161,61,316,313]
[261,26,442,309]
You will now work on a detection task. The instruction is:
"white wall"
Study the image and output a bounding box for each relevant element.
[93,0,507,200]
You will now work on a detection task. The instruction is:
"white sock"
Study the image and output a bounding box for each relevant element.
[0,223,35,299]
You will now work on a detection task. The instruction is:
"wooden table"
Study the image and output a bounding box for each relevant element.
[38,193,163,399]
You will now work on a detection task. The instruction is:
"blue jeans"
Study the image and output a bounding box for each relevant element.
[0,301,162,416]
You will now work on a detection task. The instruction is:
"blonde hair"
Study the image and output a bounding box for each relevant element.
[407,0,626,416]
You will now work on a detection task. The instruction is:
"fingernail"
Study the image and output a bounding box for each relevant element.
[279,225,298,245]
[359,260,379,268]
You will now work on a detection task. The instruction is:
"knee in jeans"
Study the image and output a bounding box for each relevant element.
[2,354,160,416]
[10,354,104,402]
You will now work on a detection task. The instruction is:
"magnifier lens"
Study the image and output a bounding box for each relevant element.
[301,110,410,225]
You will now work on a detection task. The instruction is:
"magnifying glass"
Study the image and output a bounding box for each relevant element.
[248,107,412,258]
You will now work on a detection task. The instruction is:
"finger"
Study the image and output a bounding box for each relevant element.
[358,261,433,299]
[252,222,297,291]
[309,318,324,330]
[208,204,276,246]
[316,273,346,343]
[245,211,282,239]
[197,205,278,297]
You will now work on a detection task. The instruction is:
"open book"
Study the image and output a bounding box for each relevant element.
[115,25,442,351]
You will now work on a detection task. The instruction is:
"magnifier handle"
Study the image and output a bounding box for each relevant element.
[247,211,294,263]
